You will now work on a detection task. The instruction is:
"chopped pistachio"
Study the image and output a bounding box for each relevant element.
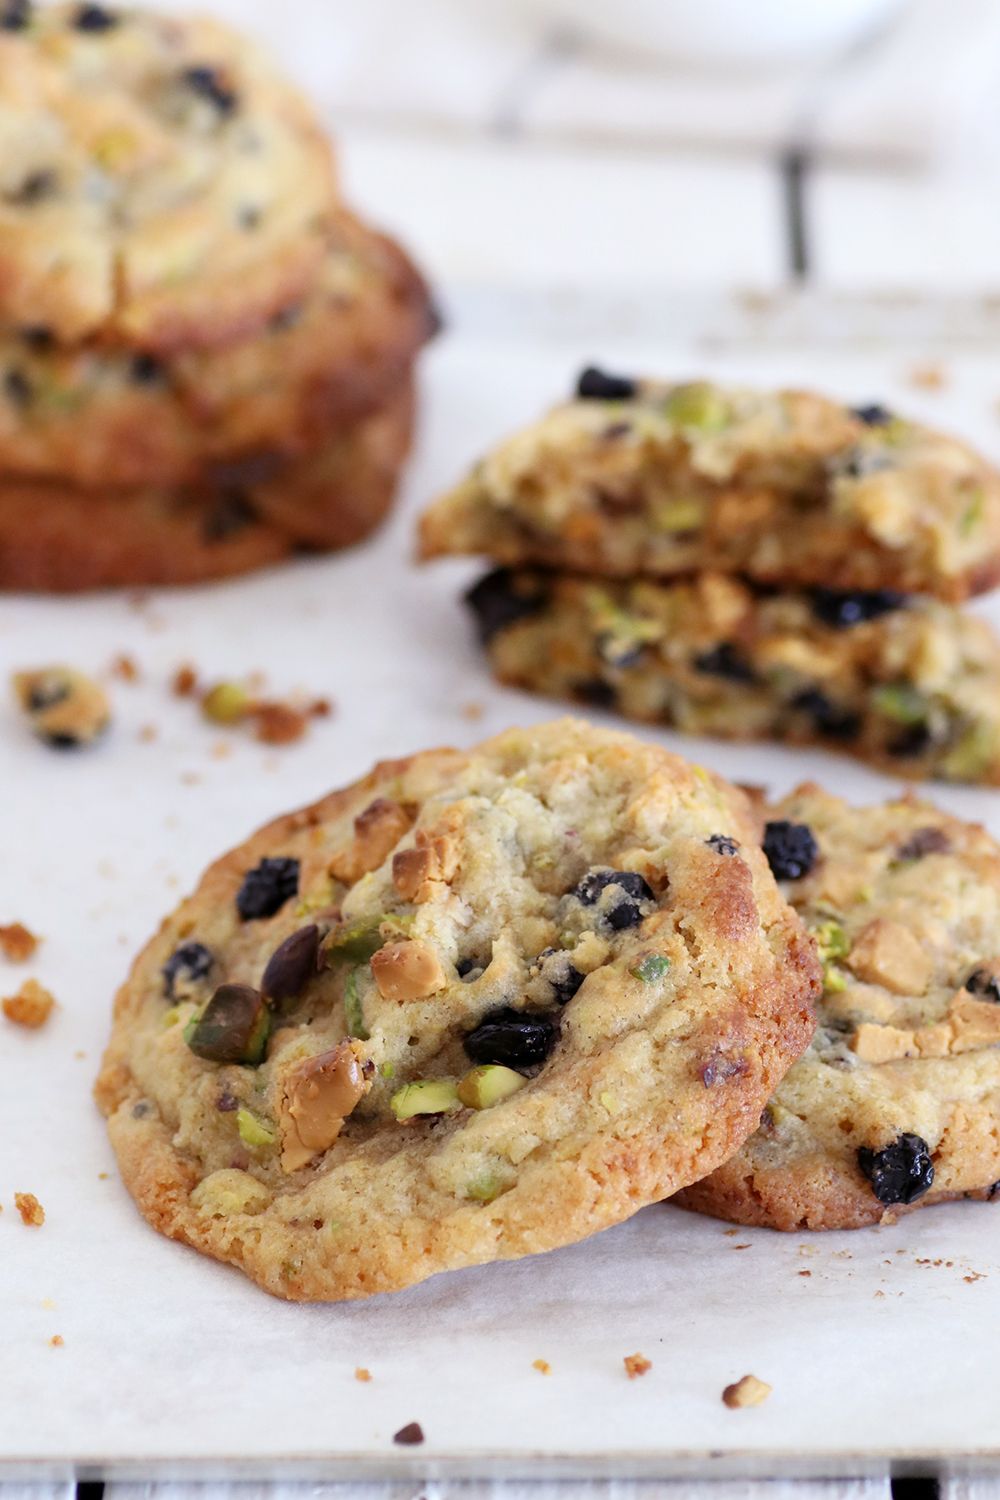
[457,1064,528,1110]
[652,497,703,533]
[390,1079,461,1121]
[379,1061,396,1079]
[665,382,728,431]
[343,967,369,1040]
[823,965,848,994]
[813,920,850,962]
[629,954,671,983]
[466,1172,504,1203]
[185,984,270,1065]
[941,722,998,782]
[324,917,385,967]
[201,682,251,725]
[236,1107,276,1148]
[871,683,928,727]
[960,489,985,537]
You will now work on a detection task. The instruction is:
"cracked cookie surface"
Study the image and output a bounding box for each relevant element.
[677,784,1000,1230]
[420,375,1000,601]
[96,719,818,1300]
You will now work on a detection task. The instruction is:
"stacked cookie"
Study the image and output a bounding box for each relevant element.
[0,2,435,590]
[420,370,1000,784]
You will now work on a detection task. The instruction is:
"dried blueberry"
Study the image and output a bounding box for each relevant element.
[707,834,739,857]
[204,492,257,541]
[0,0,30,30]
[456,957,481,980]
[693,642,755,682]
[575,366,637,401]
[236,857,300,921]
[534,948,585,1004]
[261,924,320,1008]
[573,678,616,708]
[851,403,892,426]
[464,1007,557,1070]
[790,688,861,741]
[810,588,905,630]
[182,65,239,115]
[965,968,1000,1003]
[73,4,120,30]
[763,820,818,881]
[895,826,950,861]
[465,568,549,644]
[130,353,163,385]
[4,369,31,407]
[572,867,655,930]
[857,1133,934,1206]
[162,941,214,1000]
[887,722,934,759]
[20,325,53,349]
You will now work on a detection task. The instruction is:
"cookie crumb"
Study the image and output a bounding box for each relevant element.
[722,1374,771,1409]
[532,1359,552,1375]
[461,701,484,721]
[907,361,946,391]
[14,1192,45,1226]
[624,1353,651,1379]
[137,723,158,744]
[310,697,333,719]
[354,1367,372,1382]
[392,1422,424,1446]
[172,663,198,697]
[13,666,110,748]
[3,978,55,1028]
[0,922,39,962]
[49,1335,64,1348]
[253,702,308,745]
[110,654,139,682]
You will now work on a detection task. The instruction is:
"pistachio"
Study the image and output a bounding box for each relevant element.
[323,917,385,967]
[260,924,320,1008]
[665,382,728,431]
[390,1079,461,1120]
[236,1107,277,1148]
[343,968,369,1039]
[201,682,251,725]
[456,1065,528,1110]
[185,983,270,1065]
[629,954,670,983]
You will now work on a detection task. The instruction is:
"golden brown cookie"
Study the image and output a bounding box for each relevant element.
[419,372,1000,602]
[95,718,819,1300]
[677,785,1000,1230]
[0,3,336,350]
[0,380,412,590]
[0,212,434,487]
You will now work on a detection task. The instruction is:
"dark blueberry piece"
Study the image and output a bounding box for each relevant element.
[204,492,257,541]
[393,1423,425,1447]
[162,940,214,1000]
[182,65,239,115]
[0,0,31,29]
[700,1052,749,1088]
[464,1006,558,1070]
[887,722,933,759]
[693,642,755,683]
[575,366,637,401]
[236,857,300,921]
[456,957,482,979]
[130,353,163,385]
[790,688,861,741]
[26,677,70,712]
[8,169,57,206]
[534,948,585,1004]
[261,924,320,1008]
[464,567,549,645]
[20,325,53,349]
[895,826,950,861]
[965,968,1000,1003]
[4,368,31,407]
[185,983,270,1065]
[216,1090,239,1112]
[602,421,632,440]
[573,678,616,708]
[73,4,120,30]
[851,403,892,426]
[763,820,818,881]
[857,1133,934,1206]
[810,588,906,630]
[572,867,655,930]
[988,1181,1000,1201]
[270,303,303,332]
[707,834,739,857]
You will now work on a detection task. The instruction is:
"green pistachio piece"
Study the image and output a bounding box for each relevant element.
[823,964,848,994]
[629,954,671,983]
[652,498,703,533]
[201,682,251,725]
[871,683,928,727]
[324,917,385,967]
[665,382,728,431]
[813,920,849,962]
[940,722,998,782]
[960,489,985,537]
[236,1107,276,1148]
[456,1065,528,1110]
[390,1079,461,1121]
[466,1172,504,1203]
[185,983,270,1065]
[343,967,369,1040]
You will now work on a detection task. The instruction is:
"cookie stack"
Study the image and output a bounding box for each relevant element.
[420,370,1000,785]
[0,2,435,590]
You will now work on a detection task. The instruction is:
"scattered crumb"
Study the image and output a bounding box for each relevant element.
[137,724,158,744]
[110,654,139,682]
[722,1374,772,1409]
[14,1192,45,1227]
[354,1367,372,1383]
[98,1173,109,1181]
[74,1050,86,1060]
[0,922,39,962]
[49,1335,63,1348]
[723,1228,739,1237]
[309,698,333,719]
[171,664,198,697]
[731,1242,751,1250]
[392,1422,424,1446]
[798,1270,812,1278]
[41,1298,56,1310]
[461,701,484,721]
[624,1353,651,1379]
[13,666,110,748]
[907,361,946,391]
[3,978,56,1029]
[532,1359,552,1375]
[964,1272,985,1284]
[253,702,308,745]
[210,739,233,760]
[874,1290,886,1298]
[180,771,201,786]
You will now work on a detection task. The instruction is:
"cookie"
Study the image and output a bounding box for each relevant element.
[0,3,335,350]
[0,212,434,487]
[419,373,1000,602]
[0,381,412,590]
[95,718,819,1301]
[677,784,1000,1230]
[466,568,1000,785]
